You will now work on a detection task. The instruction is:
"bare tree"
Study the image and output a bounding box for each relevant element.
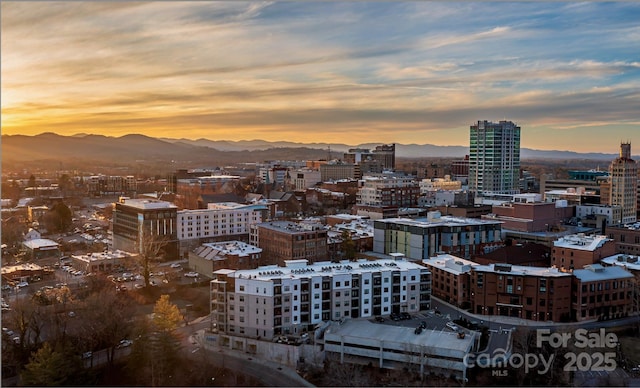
[135,227,169,288]
[78,276,135,365]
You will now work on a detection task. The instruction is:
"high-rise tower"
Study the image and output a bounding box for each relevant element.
[469,120,521,196]
[610,142,637,224]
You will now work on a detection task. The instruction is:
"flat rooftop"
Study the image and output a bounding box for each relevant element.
[325,318,474,353]
[553,234,611,251]
[573,264,634,282]
[215,257,428,281]
[119,198,177,210]
[196,241,261,259]
[423,254,479,275]
[473,263,572,278]
[601,254,640,271]
[376,215,501,228]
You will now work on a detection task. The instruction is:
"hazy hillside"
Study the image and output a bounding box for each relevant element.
[2,133,627,170]
[1,133,329,170]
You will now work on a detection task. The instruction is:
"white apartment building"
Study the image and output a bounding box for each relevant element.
[210,257,431,339]
[177,202,266,257]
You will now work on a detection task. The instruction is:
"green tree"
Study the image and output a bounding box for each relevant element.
[20,342,85,386]
[44,202,72,233]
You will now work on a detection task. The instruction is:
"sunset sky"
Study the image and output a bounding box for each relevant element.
[2,2,639,153]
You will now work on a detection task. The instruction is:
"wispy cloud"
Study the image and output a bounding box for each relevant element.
[2,1,639,153]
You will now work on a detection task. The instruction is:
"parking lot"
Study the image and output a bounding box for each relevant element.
[369,308,474,334]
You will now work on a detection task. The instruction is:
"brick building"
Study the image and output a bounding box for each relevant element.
[606,223,640,256]
[422,254,477,308]
[470,263,573,322]
[551,233,616,270]
[189,241,262,277]
[250,221,328,266]
[572,264,634,321]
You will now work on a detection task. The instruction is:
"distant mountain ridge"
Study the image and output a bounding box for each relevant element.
[1,133,629,166]
[159,136,622,160]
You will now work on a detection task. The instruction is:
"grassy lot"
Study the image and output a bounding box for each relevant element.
[130,280,211,322]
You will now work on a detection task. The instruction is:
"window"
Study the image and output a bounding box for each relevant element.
[239,285,245,292]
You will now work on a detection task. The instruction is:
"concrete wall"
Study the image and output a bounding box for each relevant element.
[201,332,324,368]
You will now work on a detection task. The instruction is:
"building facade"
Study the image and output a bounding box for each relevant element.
[606,223,640,256]
[470,263,573,322]
[112,198,178,258]
[250,221,328,266]
[551,234,616,270]
[189,241,262,276]
[373,212,503,260]
[422,254,477,308]
[176,202,266,257]
[572,264,634,321]
[469,120,521,196]
[210,258,431,339]
[356,176,420,208]
[609,142,638,224]
[320,163,360,181]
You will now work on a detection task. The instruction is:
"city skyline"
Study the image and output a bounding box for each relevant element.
[2,2,639,153]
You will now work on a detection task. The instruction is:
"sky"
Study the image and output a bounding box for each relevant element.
[2,1,639,153]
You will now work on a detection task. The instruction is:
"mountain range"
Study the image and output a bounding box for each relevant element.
[1,132,627,167]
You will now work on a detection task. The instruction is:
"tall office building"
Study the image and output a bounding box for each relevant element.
[469,120,521,196]
[610,142,637,224]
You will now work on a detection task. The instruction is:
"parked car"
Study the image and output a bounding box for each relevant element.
[374,316,385,323]
[16,281,29,288]
[170,263,182,269]
[116,339,133,348]
[184,272,199,278]
[82,351,92,359]
[400,312,411,320]
[445,322,459,332]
